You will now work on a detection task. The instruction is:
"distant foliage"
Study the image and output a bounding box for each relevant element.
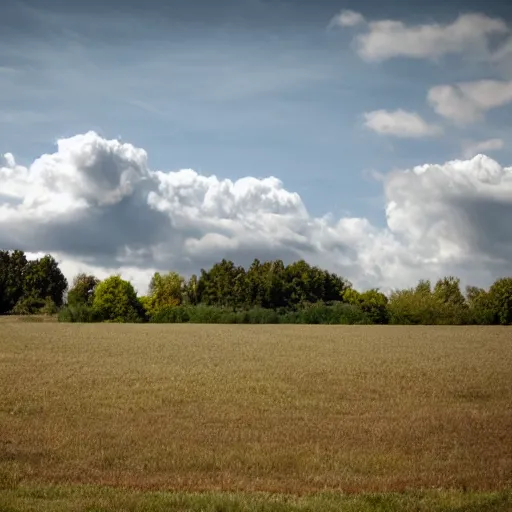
[2,248,512,325]
[148,303,370,325]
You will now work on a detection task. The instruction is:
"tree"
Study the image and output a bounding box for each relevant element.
[197,259,246,309]
[261,259,287,309]
[343,287,389,324]
[183,274,200,305]
[285,260,326,308]
[433,276,465,307]
[23,254,68,307]
[144,271,185,316]
[0,250,28,313]
[244,259,265,308]
[67,273,100,306]
[466,285,495,325]
[488,277,512,325]
[92,275,143,322]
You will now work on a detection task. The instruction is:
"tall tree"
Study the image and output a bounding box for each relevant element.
[23,255,68,307]
[67,273,100,306]
[197,259,246,309]
[433,276,465,307]
[488,277,512,325]
[92,275,143,322]
[145,271,185,314]
[0,250,28,313]
[183,274,200,305]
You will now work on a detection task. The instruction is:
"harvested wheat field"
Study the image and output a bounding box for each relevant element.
[1,323,512,511]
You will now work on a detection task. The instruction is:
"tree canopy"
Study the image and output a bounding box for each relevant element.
[1,248,512,325]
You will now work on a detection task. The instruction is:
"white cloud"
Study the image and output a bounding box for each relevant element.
[347,13,508,61]
[330,10,366,28]
[1,132,512,294]
[363,109,443,138]
[462,138,504,159]
[428,80,512,124]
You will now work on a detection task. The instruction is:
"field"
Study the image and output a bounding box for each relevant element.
[1,323,511,511]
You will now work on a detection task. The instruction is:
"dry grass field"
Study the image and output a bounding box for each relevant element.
[1,323,512,511]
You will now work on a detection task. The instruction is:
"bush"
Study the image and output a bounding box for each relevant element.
[281,302,370,325]
[336,303,372,324]
[41,297,58,316]
[245,307,280,324]
[58,305,101,323]
[11,296,46,315]
[150,306,191,323]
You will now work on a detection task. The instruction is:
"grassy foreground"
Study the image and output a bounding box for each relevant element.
[1,485,511,512]
[1,323,511,510]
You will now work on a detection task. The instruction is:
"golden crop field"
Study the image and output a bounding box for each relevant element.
[1,323,512,511]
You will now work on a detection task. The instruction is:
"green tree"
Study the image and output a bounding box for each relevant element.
[23,254,67,307]
[285,260,328,308]
[244,259,266,308]
[262,259,288,309]
[183,274,200,305]
[433,276,466,307]
[343,287,389,324]
[92,275,143,322]
[0,249,28,313]
[388,278,469,325]
[67,273,99,306]
[144,271,185,316]
[466,285,495,325]
[197,259,246,309]
[488,277,512,325]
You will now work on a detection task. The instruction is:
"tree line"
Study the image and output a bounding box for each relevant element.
[1,249,511,325]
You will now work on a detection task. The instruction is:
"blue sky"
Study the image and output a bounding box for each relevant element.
[1,0,512,291]
[1,0,509,220]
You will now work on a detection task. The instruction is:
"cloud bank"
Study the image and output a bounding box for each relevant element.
[1,132,512,293]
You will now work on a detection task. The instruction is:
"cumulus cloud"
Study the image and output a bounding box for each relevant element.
[343,12,508,61]
[330,10,365,28]
[428,80,512,124]
[1,131,512,293]
[363,109,443,138]
[462,138,504,159]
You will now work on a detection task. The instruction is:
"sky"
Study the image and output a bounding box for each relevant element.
[1,0,512,294]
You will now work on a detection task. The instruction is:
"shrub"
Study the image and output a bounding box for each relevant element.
[58,305,101,323]
[11,296,46,315]
[245,307,280,324]
[40,297,58,316]
[337,303,372,324]
[150,306,191,324]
